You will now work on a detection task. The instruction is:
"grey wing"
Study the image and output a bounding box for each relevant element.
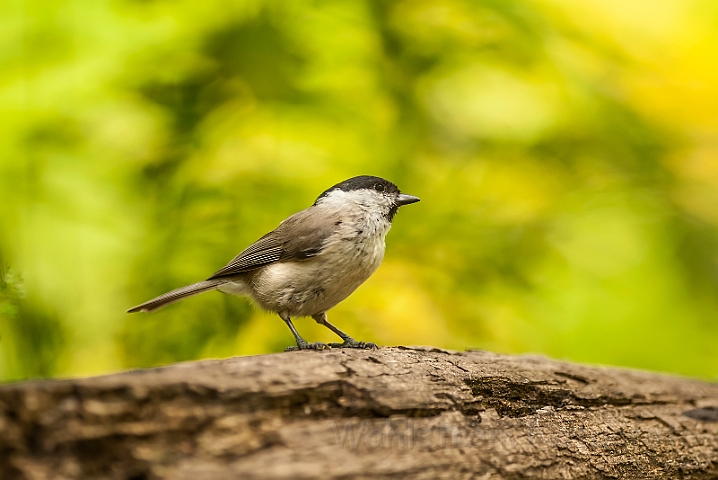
[208,232,283,278]
[208,207,340,279]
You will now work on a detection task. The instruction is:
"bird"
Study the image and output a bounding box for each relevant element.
[127,175,420,351]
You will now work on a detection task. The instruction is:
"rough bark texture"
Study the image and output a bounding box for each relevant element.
[1,347,717,479]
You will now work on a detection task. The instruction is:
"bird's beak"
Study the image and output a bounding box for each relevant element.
[396,193,420,206]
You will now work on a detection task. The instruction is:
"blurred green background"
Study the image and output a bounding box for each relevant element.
[2,0,718,382]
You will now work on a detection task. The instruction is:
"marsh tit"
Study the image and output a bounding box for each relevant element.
[127,175,420,351]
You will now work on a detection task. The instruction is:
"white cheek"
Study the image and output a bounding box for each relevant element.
[318,189,394,215]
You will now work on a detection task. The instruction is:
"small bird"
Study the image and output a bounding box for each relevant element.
[127,175,420,351]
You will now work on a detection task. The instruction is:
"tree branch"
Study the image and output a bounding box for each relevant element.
[1,347,717,479]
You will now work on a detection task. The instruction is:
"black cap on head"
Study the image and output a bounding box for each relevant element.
[315,175,399,203]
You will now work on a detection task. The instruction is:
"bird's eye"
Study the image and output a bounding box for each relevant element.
[374,183,385,192]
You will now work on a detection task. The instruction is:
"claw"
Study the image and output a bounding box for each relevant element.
[285,341,330,352]
[328,340,378,349]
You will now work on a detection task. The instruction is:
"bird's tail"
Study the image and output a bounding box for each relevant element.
[127,279,226,313]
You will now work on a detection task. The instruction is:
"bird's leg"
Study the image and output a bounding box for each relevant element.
[312,313,377,349]
[281,313,329,351]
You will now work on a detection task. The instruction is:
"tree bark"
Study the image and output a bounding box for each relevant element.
[1,346,717,479]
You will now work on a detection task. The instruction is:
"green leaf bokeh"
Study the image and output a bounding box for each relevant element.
[2,0,718,381]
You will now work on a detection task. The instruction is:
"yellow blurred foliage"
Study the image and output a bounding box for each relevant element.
[1,0,718,381]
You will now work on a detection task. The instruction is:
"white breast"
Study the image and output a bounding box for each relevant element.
[250,207,391,317]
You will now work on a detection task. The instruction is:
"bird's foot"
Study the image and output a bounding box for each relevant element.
[285,341,330,352]
[328,339,378,349]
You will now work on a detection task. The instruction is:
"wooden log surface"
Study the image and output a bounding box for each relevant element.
[1,346,717,479]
